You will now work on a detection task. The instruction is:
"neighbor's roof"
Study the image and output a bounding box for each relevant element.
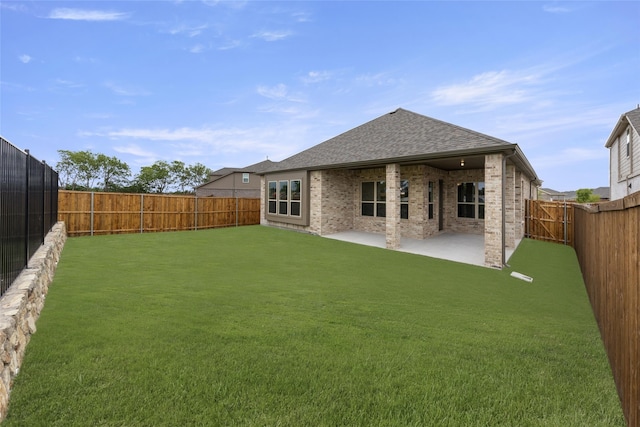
[605,107,640,148]
[264,108,537,180]
[198,159,274,188]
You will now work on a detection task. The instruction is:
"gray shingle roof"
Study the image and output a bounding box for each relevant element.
[626,107,640,132]
[267,108,515,172]
[241,159,274,174]
[605,107,640,148]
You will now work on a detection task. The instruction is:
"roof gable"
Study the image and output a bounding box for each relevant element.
[605,107,640,148]
[270,108,513,172]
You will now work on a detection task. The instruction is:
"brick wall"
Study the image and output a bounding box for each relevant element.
[484,154,503,268]
[385,164,401,249]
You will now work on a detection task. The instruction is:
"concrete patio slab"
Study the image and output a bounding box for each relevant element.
[324,231,519,268]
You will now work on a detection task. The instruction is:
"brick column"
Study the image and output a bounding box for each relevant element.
[505,164,516,248]
[260,176,267,225]
[484,154,503,268]
[514,171,523,240]
[309,171,322,234]
[386,164,401,249]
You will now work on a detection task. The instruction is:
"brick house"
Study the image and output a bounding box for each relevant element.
[605,107,640,200]
[196,160,273,198]
[259,108,541,268]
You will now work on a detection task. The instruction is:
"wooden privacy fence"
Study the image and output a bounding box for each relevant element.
[525,199,574,246]
[573,192,639,427]
[58,190,260,237]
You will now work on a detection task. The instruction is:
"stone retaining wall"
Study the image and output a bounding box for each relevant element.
[0,222,66,421]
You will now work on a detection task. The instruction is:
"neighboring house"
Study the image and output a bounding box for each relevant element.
[563,187,610,202]
[259,108,541,268]
[539,187,610,202]
[605,106,640,200]
[196,160,273,198]
[539,188,567,201]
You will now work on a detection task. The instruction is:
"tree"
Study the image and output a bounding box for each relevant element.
[178,162,211,193]
[134,161,173,193]
[57,150,100,190]
[575,188,600,203]
[57,150,132,191]
[96,154,131,191]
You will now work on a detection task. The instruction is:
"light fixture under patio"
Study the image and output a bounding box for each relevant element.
[460,159,465,167]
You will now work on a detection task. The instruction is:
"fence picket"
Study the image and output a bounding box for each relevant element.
[525,200,574,245]
[573,193,640,427]
[58,190,260,237]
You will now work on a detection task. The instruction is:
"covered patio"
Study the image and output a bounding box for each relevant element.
[324,231,520,267]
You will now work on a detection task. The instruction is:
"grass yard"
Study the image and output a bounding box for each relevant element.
[5,226,623,426]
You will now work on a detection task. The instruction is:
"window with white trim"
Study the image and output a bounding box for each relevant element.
[627,128,631,157]
[278,180,288,215]
[268,179,302,217]
[362,181,386,217]
[268,181,277,214]
[457,182,485,219]
[242,173,250,183]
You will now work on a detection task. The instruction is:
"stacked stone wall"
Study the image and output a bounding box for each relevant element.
[0,222,66,421]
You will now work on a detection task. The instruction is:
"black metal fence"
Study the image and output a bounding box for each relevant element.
[0,137,58,296]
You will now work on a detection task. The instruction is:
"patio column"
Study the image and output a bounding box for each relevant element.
[386,163,401,249]
[484,154,503,268]
[505,164,516,248]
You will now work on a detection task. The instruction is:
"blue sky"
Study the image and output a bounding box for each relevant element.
[1,1,638,191]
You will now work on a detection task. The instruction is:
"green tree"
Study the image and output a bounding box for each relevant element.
[179,162,212,193]
[57,150,100,190]
[57,150,132,191]
[575,188,600,203]
[96,154,131,191]
[134,161,173,193]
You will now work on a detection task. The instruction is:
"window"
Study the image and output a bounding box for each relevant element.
[428,181,434,220]
[362,181,386,217]
[457,182,485,219]
[278,181,288,215]
[268,181,277,214]
[242,173,250,183]
[290,179,301,217]
[268,179,301,217]
[627,128,631,157]
[400,179,409,219]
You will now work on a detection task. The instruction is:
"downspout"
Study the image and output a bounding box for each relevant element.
[502,149,517,267]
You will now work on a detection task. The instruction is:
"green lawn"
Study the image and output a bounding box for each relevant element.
[5,226,623,426]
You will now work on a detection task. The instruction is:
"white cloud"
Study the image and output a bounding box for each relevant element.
[431,70,541,108]
[252,30,292,42]
[19,54,32,64]
[531,147,608,169]
[48,8,130,21]
[202,1,247,10]
[543,5,571,13]
[355,72,399,87]
[257,83,288,100]
[292,11,312,23]
[168,24,208,37]
[113,143,158,162]
[302,70,332,84]
[217,39,242,50]
[104,82,151,97]
[256,84,306,103]
[189,44,206,54]
[54,79,85,89]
